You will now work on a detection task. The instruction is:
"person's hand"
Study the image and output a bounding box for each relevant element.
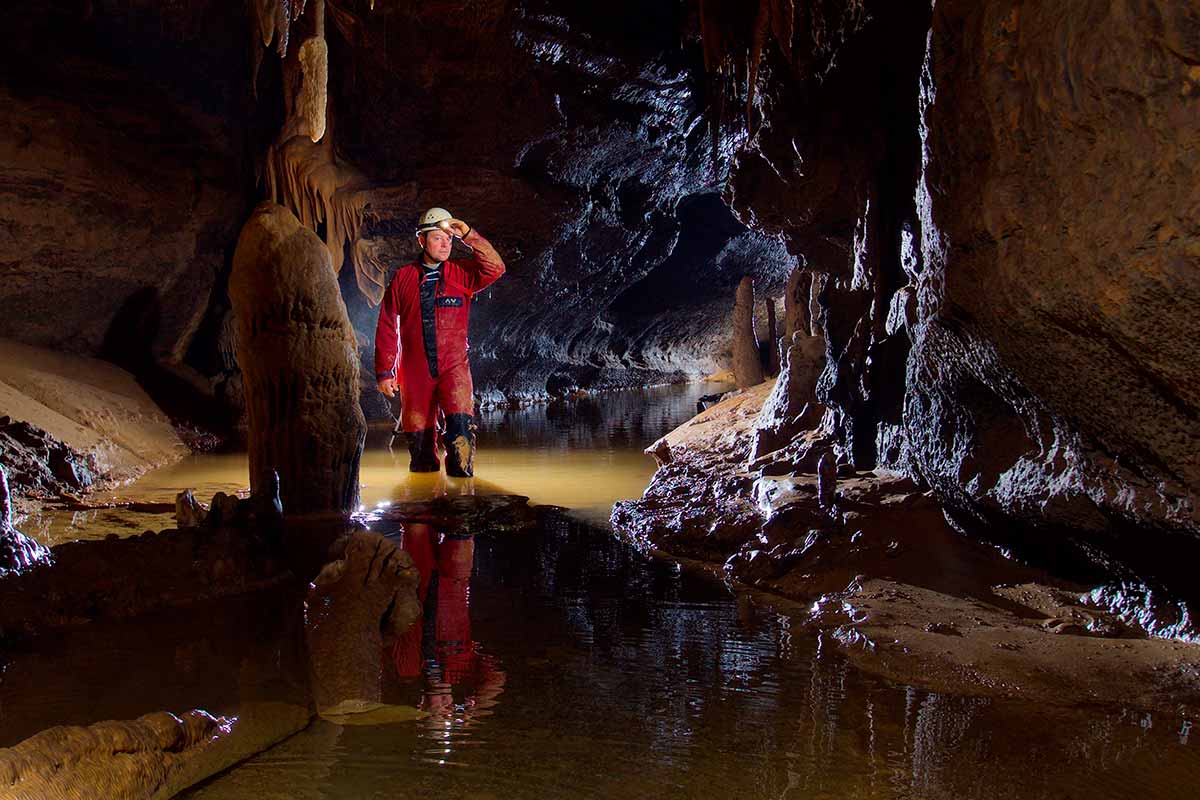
[378,377,397,397]
[441,218,472,239]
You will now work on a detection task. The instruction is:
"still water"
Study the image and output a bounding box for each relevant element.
[22,381,730,545]
[180,512,1199,800]
[7,381,1200,798]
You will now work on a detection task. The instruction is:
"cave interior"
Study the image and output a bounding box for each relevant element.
[1,0,1199,797]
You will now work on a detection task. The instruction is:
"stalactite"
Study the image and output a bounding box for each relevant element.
[747,0,771,125]
[695,0,804,156]
[249,0,387,304]
[297,0,328,143]
[274,0,292,57]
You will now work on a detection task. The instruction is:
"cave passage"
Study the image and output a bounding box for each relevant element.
[3,0,1200,796]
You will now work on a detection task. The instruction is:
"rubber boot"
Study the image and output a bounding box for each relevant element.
[443,413,476,478]
[406,428,440,472]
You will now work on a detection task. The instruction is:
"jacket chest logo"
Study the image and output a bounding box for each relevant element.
[436,295,464,308]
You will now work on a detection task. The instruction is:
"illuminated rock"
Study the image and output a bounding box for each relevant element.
[0,466,50,577]
[230,202,366,516]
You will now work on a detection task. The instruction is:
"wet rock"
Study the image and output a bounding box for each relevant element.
[0,340,187,493]
[0,702,311,800]
[816,451,838,510]
[175,490,207,529]
[0,709,228,799]
[703,0,1200,610]
[0,466,50,577]
[613,383,773,560]
[899,0,1200,592]
[0,417,94,499]
[206,492,241,528]
[304,531,420,714]
[230,203,367,516]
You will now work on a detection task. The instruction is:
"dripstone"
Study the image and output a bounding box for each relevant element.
[230,202,367,516]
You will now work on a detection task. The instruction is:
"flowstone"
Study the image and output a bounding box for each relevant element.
[229,202,366,516]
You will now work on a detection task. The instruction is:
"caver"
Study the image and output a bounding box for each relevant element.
[374,207,506,477]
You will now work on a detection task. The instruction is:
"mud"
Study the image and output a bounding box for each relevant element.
[614,383,1200,715]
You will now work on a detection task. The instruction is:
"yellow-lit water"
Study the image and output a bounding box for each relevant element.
[22,382,731,545]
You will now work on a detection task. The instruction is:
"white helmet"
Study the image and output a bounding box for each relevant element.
[416,207,453,234]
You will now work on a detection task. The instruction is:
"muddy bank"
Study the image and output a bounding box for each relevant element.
[613,384,1200,716]
[0,339,188,503]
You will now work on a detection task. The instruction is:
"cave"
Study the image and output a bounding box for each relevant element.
[1,0,1199,797]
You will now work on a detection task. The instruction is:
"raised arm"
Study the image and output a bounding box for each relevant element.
[445,219,505,294]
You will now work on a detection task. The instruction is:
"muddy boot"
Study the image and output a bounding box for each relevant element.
[443,413,476,478]
[406,428,441,473]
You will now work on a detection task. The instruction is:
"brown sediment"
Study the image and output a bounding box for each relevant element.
[0,339,187,495]
[614,383,1200,716]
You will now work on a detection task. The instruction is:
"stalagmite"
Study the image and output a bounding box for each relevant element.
[763,297,780,376]
[229,202,366,516]
[733,275,765,388]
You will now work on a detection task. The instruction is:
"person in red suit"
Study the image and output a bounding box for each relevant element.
[389,523,506,721]
[374,208,505,476]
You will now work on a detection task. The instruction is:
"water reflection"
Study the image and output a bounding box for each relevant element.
[388,523,506,739]
[187,512,1198,800]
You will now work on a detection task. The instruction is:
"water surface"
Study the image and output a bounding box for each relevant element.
[3,381,1197,798]
[23,381,730,545]
[183,512,1199,799]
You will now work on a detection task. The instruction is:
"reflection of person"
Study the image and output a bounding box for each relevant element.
[374,208,506,477]
[390,523,505,719]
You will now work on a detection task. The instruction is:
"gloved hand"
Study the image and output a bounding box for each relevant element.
[378,377,398,397]
[441,218,472,239]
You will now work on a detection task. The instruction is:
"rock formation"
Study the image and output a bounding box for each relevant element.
[902,0,1200,567]
[0,4,246,367]
[304,531,420,715]
[0,339,186,498]
[0,704,311,800]
[689,0,1200,608]
[0,466,50,577]
[0,709,231,799]
[230,202,366,516]
[732,276,765,389]
[2,0,1198,620]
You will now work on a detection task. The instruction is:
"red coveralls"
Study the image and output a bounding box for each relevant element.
[374,235,504,476]
[389,524,506,717]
